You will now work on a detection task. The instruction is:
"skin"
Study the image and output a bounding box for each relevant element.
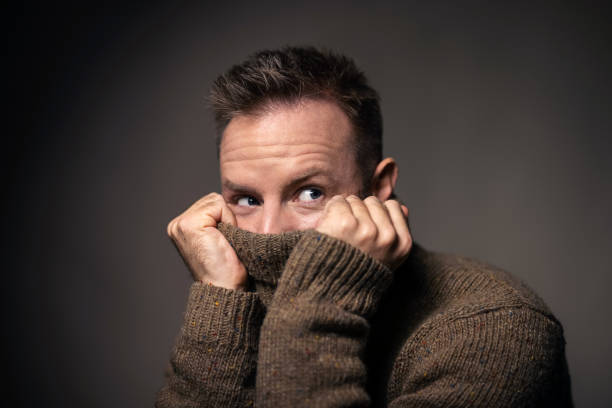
[167,99,412,290]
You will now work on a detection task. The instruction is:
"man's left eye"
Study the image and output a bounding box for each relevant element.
[297,188,323,203]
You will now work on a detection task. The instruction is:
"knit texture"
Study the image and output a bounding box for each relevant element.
[156,224,572,407]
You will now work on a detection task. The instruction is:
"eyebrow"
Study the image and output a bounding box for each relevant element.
[222,179,253,192]
[222,168,333,194]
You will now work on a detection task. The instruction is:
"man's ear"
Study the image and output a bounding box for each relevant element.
[370,157,398,201]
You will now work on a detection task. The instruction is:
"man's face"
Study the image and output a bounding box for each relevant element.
[219,99,364,234]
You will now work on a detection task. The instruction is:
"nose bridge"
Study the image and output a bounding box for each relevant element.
[260,199,283,234]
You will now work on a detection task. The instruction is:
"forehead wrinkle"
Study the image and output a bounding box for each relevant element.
[222,155,338,186]
[220,143,340,163]
[221,159,336,176]
[221,140,343,152]
[222,166,337,193]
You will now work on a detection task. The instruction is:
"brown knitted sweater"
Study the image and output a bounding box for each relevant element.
[155,223,572,407]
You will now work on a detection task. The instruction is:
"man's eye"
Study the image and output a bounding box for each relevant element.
[236,196,259,207]
[297,188,323,203]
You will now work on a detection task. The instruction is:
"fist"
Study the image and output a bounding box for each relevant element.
[166,193,247,290]
[315,195,412,270]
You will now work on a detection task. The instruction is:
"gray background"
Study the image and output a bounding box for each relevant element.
[6,2,611,407]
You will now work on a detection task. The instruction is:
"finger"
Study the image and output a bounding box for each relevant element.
[316,195,353,232]
[384,200,411,249]
[345,195,378,245]
[345,195,374,224]
[167,216,179,237]
[401,204,408,218]
[363,196,395,244]
[219,202,237,226]
[323,195,354,218]
[186,192,221,213]
[196,194,235,227]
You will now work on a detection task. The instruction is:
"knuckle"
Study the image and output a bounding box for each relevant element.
[202,192,224,207]
[384,199,400,208]
[338,216,358,231]
[364,195,380,204]
[379,230,397,247]
[325,195,343,209]
[357,223,377,242]
[167,216,182,237]
[208,193,224,205]
[206,192,222,200]
[175,217,192,234]
[400,236,413,254]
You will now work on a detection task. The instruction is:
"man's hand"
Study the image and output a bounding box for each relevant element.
[315,195,412,270]
[166,193,247,290]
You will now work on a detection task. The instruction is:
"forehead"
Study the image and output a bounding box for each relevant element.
[219,99,355,164]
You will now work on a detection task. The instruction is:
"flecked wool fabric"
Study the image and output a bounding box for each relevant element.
[155,223,572,407]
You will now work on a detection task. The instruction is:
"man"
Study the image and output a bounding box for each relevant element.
[156,47,572,407]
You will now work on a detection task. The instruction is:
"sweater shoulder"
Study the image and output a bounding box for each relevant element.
[381,245,572,405]
[406,243,556,321]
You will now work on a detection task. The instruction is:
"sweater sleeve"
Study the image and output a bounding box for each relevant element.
[255,230,393,406]
[155,282,265,408]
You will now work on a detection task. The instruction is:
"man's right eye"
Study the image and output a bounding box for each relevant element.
[236,196,260,207]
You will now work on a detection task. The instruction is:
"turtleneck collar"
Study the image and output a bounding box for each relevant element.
[217,222,425,283]
[217,222,426,308]
[217,222,306,286]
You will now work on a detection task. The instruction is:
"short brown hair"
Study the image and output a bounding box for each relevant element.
[210,46,383,191]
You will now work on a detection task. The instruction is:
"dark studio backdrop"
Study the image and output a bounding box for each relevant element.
[5,2,611,407]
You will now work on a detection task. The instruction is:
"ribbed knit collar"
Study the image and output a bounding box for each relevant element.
[217,222,306,286]
[217,223,424,288]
